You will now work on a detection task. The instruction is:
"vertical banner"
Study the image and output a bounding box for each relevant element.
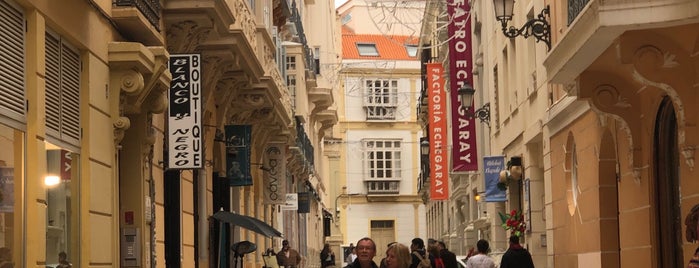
[426,63,448,200]
[263,143,287,204]
[297,192,310,213]
[168,54,202,169]
[484,156,506,202]
[448,1,478,172]
[225,125,252,186]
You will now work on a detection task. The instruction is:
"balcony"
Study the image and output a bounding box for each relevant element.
[544,0,699,87]
[113,0,164,45]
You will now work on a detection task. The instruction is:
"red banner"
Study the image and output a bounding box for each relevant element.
[427,63,448,200]
[448,0,478,172]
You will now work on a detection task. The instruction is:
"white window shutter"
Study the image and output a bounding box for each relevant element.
[0,0,26,122]
[60,42,81,144]
[45,31,62,138]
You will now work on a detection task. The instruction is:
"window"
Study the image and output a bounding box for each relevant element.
[0,123,24,268]
[364,79,398,120]
[0,0,26,123]
[405,45,418,57]
[357,43,379,56]
[287,75,296,111]
[363,140,401,194]
[46,29,81,147]
[314,47,320,75]
[286,56,296,70]
[46,144,79,268]
[341,13,351,25]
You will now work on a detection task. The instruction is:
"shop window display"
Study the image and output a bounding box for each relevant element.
[45,143,78,268]
[0,123,22,268]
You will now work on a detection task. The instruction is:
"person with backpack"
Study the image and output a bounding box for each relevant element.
[427,245,445,268]
[436,241,457,268]
[409,238,430,268]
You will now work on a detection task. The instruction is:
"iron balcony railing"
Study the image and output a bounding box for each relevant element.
[567,0,590,25]
[296,117,315,169]
[289,0,317,76]
[115,0,161,31]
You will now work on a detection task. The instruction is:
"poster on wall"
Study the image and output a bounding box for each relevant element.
[484,156,506,202]
[225,125,252,186]
[0,167,13,213]
[167,54,202,170]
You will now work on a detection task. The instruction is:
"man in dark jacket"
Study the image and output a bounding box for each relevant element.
[500,236,535,268]
[436,241,458,268]
[346,237,379,268]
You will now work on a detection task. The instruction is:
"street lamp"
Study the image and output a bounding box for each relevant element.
[458,84,490,126]
[493,0,551,51]
[420,139,430,156]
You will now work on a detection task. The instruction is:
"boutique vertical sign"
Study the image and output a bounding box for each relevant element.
[168,54,202,169]
[426,63,448,200]
[448,0,478,172]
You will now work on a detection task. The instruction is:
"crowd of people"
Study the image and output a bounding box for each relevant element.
[326,235,533,268]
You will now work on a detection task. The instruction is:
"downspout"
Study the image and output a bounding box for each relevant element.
[198,157,208,264]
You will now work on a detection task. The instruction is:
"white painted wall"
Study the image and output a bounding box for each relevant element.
[344,203,427,245]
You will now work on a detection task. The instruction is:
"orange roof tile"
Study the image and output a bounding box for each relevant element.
[342,29,419,60]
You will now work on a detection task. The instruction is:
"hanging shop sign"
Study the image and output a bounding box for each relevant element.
[263,143,287,204]
[225,125,252,186]
[484,155,507,202]
[297,192,310,213]
[167,54,202,169]
[448,1,478,172]
[426,62,448,200]
[281,193,298,211]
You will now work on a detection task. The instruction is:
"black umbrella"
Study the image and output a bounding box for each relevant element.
[213,210,283,238]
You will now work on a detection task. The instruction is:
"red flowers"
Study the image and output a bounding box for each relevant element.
[499,209,526,237]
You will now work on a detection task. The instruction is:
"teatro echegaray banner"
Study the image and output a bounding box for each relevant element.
[448,0,478,172]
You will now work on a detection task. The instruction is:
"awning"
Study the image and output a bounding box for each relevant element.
[213,211,283,238]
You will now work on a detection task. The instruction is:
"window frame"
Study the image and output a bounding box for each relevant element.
[363,139,402,194]
[356,43,379,57]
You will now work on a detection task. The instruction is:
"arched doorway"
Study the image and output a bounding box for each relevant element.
[654,96,682,267]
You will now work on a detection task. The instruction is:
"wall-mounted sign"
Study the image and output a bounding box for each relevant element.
[281,193,298,211]
[167,54,202,169]
[226,125,252,186]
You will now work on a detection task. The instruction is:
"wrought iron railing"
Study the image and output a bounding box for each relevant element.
[115,0,161,31]
[289,0,317,76]
[567,0,590,26]
[296,117,315,169]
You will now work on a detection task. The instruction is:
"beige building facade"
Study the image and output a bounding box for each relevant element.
[420,0,699,267]
[0,0,338,267]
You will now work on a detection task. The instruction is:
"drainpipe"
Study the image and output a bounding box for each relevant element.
[198,164,208,264]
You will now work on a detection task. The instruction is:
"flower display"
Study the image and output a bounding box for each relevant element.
[498,209,526,237]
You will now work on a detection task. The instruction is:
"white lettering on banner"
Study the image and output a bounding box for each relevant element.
[448,0,478,172]
[427,63,448,200]
[168,54,203,169]
[264,144,286,204]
